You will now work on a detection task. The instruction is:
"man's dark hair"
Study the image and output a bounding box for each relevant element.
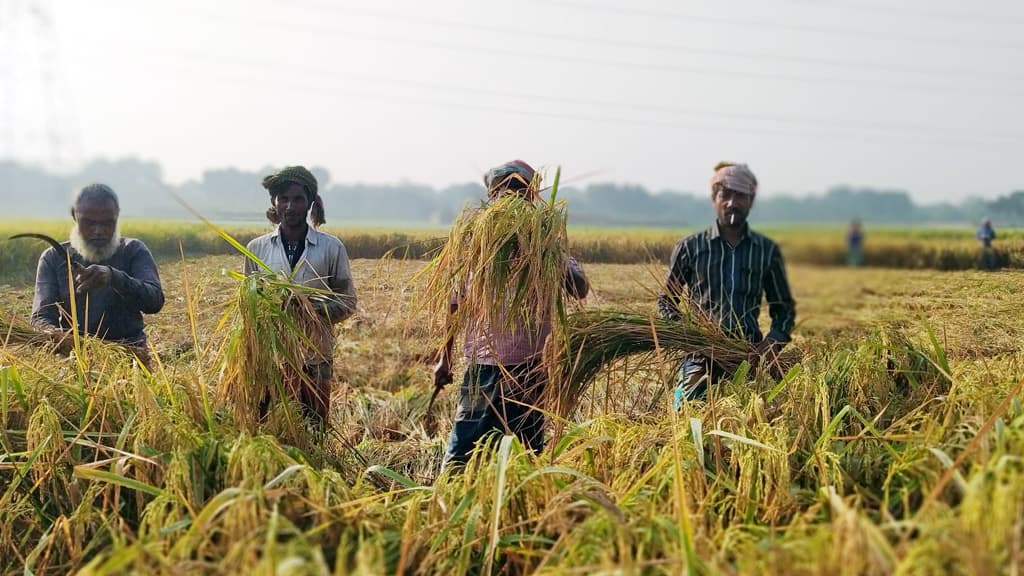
[72,183,120,216]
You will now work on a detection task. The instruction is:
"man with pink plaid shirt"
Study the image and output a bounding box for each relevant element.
[433,160,589,469]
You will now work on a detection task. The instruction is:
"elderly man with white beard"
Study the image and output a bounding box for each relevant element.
[30,184,165,362]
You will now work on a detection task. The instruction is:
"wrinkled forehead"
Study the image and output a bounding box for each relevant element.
[74,197,119,219]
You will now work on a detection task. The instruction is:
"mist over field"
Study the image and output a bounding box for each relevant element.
[2,159,1023,227]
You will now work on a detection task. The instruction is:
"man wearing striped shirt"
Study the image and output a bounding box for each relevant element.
[657,162,796,404]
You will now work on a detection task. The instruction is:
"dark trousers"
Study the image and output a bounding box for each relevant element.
[980,247,997,270]
[259,361,333,428]
[298,361,333,426]
[443,361,546,468]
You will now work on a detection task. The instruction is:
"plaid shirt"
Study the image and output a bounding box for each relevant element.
[657,222,795,343]
[464,257,586,366]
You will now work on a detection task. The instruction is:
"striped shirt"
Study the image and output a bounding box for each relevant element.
[657,222,795,343]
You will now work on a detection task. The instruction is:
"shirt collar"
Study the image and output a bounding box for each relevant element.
[708,220,758,246]
[271,225,319,246]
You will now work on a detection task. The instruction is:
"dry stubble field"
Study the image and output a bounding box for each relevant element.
[2,250,1024,574]
[6,256,1021,426]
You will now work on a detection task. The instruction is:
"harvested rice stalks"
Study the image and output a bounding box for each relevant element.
[214,271,333,434]
[421,167,575,356]
[546,309,799,417]
[0,311,52,347]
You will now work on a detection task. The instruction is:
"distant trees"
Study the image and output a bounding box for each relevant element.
[988,191,1024,222]
[1,158,1022,227]
[568,184,711,226]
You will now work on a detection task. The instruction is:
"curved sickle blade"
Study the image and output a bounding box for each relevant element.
[8,233,82,270]
[425,384,443,415]
[423,385,444,437]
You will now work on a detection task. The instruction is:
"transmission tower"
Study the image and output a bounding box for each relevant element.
[0,0,81,170]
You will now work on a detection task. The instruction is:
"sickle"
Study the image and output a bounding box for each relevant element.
[9,233,84,271]
[425,384,443,416]
[423,384,443,437]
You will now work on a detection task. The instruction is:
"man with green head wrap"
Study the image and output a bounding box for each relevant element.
[244,166,357,427]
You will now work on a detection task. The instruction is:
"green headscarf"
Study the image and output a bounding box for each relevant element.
[262,166,325,227]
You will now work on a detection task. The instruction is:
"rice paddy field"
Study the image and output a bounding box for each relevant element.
[1,221,1023,283]
[2,221,1024,574]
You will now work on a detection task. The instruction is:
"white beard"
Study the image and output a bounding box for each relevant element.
[70,224,122,263]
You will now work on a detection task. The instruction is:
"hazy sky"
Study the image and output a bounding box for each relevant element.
[3,0,1023,202]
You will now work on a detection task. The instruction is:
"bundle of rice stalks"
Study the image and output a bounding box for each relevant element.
[214,271,334,436]
[0,311,50,347]
[546,309,800,417]
[420,167,576,354]
[2,308,154,371]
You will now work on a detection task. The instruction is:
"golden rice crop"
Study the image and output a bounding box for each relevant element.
[545,309,800,418]
[419,168,576,356]
[0,312,49,347]
[213,271,332,440]
[2,239,1024,574]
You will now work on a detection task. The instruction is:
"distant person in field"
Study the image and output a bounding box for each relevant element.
[31,184,165,364]
[976,217,997,270]
[244,166,357,427]
[657,162,796,405]
[433,160,590,469]
[846,218,865,267]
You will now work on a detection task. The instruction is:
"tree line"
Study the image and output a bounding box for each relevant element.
[2,158,1022,227]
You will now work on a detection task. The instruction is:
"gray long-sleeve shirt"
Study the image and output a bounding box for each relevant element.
[657,222,796,344]
[31,238,165,345]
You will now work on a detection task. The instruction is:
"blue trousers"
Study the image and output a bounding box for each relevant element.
[443,361,546,468]
[673,356,726,409]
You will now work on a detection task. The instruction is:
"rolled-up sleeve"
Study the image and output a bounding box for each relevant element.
[765,244,796,343]
[657,239,688,321]
[563,256,589,299]
[243,236,264,276]
[320,242,357,323]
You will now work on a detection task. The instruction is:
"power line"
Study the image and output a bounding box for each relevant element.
[47,2,1024,158]
[216,49,1024,141]
[344,2,1024,83]
[158,50,1023,149]
[171,3,1021,101]
[792,0,1024,28]
[298,1,1024,85]
[132,2,1022,144]
[144,2,1024,103]
[543,0,1024,51]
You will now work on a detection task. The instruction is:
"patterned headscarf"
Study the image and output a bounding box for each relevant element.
[485,160,539,200]
[710,162,758,197]
[262,166,325,227]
